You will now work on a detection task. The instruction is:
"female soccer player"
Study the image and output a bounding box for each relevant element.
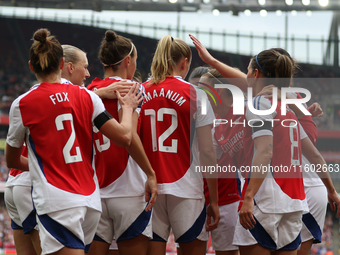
[61,44,90,87]
[188,66,211,85]
[86,30,157,255]
[233,50,309,255]
[5,44,97,255]
[189,34,340,255]
[5,42,137,255]
[198,69,242,255]
[290,92,327,255]
[5,145,39,255]
[139,35,220,255]
[258,85,328,255]
[5,28,142,255]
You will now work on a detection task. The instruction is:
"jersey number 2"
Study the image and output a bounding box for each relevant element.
[55,113,83,164]
[145,108,178,153]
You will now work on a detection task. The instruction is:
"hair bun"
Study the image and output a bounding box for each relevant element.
[33,28,50,43]
[105,30,117,42]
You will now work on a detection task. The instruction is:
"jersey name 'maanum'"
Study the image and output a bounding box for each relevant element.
[144,88,186,106]
[49,92,69,105]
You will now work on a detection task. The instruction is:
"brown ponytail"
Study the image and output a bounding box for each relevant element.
[98,30,135,71]
[251,49,294,89]
[29,28,63,75]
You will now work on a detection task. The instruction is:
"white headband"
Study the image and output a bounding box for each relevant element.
[103,44,134,67]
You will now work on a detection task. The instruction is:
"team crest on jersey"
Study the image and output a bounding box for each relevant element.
[218,135,225,142]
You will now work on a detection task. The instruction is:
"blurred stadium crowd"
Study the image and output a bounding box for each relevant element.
[1,17,340,128]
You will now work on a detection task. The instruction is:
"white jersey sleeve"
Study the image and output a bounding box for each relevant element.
[195,88,214,128]
[7,94,27,148]
[84,88,106,122]
[246,96,276,139]
[60,78,73,85]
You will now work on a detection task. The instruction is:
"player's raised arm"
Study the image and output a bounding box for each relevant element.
[189,34,248,92]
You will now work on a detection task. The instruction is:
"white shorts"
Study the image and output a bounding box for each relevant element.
[233,205,303,251]
[211,201,239,251]
[109,239,118,250]
[5,186,37,234]
[37,206,101,255]
[301,185,327,243]
[95,195,152,244]
[152,194,208,243]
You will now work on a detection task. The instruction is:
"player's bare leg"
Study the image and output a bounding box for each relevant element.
[147,240,166,255]
[87,240,110,255]
[108,250,119,255]
[29,229,42,255]
[216,250,239,255]
[179,239,207,255]
[117,234,149,255]
[49,247,84,255]
[297,239,314,255]
[273,250,297,255]
[13,229,37,255]
[239,244,271,255]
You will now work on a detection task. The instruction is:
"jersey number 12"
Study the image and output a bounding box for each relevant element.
[145,108,178,153]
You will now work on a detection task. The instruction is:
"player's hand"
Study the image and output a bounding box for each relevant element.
[239,197,256,230]
[308,102,324,117]
[206,202,220,231]
[257,85,281,100]
[144,174,158,211]
[117,83,143,112]
[102,81,136,99]
[328,189,340,218]
[189,34,215,65]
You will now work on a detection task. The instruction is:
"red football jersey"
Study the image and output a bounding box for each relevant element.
[19,83,97,195]
[7,82,106,214]
[240,96,306,213]
[204,107,243,206]
[295,92,317,146]
[140,77,196,184]
[139,76,214,198]
[87,77,129,188]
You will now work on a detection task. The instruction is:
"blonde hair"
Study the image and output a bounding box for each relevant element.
[62,45,84,64]
[149,35,191,85]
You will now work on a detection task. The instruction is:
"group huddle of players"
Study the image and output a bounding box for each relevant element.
[4,27,340,255]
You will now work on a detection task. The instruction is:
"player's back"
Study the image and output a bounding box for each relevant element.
[87,77,129,189]
[240,95,306,213]
[18,82,95,196]
[140,76,195,184]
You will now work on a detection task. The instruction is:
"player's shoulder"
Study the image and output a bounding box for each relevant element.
[61,78,73,85]
[173,76,192,85]
[250,95,272,110]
